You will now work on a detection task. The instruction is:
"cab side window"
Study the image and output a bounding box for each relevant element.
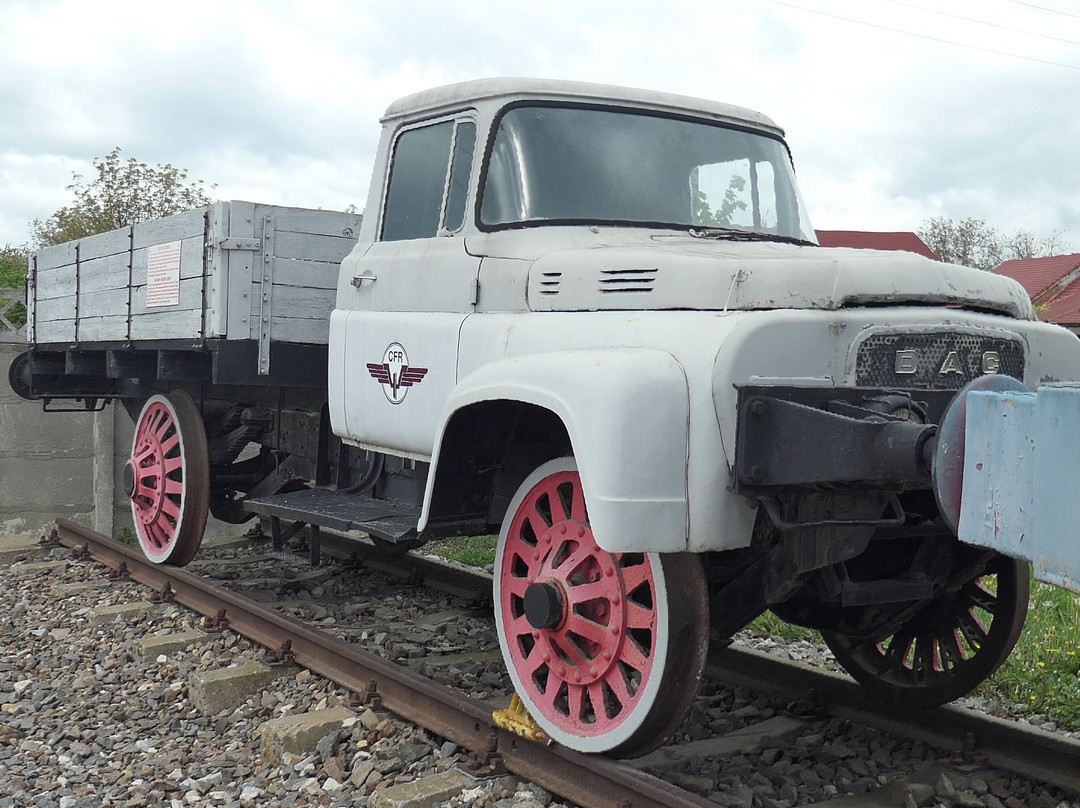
[381,119,477,242]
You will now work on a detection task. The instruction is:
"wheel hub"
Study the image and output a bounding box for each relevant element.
[523,580,565,629]
[130,432,167,524]
[526,520,627,688]
[122,459,137,499]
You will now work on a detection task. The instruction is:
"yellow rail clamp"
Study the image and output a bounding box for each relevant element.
[492,693,550,745]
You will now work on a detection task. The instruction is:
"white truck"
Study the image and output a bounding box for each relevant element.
[12,78,1080,757]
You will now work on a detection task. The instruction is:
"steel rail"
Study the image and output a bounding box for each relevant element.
[244,521,1080,795]
[53,519,713,808]
[708,645,1080,795]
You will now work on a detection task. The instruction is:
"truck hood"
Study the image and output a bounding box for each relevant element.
[518,237,1033,319]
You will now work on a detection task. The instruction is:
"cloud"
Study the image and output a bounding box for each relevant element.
[2,0,1079,251]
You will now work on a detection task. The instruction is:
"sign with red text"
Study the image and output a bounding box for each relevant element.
[147,241,182,307]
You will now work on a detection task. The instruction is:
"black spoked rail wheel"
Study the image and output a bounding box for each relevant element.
[823,552,1028,708]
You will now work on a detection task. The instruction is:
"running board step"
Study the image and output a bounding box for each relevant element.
[244,488,421,565]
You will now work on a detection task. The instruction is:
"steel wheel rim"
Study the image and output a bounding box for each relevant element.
[127,392,209,565]
[494,458,673,753]
[824,553,1028,707]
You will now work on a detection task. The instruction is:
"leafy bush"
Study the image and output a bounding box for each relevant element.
[0,245,27,331]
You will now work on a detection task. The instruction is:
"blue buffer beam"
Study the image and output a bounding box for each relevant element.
[958,384,1080,593]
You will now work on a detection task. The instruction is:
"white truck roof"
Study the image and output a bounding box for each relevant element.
[381,77,785,137]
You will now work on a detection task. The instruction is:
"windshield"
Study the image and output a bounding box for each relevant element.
[480,104,816,243]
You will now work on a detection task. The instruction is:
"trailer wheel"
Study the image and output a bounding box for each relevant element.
[822,552,1028,708]
[125,392,210,566]
[494,457,708,757]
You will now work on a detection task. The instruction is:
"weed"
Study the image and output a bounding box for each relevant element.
[427,534,498,568]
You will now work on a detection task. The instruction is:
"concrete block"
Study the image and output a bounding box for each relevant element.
[10,558,69,577]
[631,715,805,770]
[257,705,354,766]
[190,662,297,716]
[368,770,475,808]
[89,601,157,626]
[137,629,215,662]
[0,533,47,564]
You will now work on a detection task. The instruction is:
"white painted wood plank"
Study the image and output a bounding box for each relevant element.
[273,258,340,289]
[270,316,329,345]
[274,230,356,263]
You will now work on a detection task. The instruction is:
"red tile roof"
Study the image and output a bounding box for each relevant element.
[815,230,939,260]
[994,254,1080,301]
[994,254,1080,326]
[1042,280,1080,325]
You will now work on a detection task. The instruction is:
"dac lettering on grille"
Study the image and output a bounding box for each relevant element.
[857,333,1023,390]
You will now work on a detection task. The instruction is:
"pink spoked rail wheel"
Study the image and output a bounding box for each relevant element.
[494,457,708,757]
[124,391,210,566]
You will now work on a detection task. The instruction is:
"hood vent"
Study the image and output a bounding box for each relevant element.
[538,271,562,296]
[599,267,658,294]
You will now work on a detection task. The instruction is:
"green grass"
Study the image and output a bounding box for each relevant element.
[976,580,1080,728]
[426,534,498,568]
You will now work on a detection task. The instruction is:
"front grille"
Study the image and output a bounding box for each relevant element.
[855,332,1024,390]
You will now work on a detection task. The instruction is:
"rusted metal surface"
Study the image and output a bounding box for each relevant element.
[708,645,1080,795]
[53,519,714,808]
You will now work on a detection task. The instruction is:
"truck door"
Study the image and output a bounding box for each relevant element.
[335,115,478,457]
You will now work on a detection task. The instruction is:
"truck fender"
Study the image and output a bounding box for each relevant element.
[419,348,691,553]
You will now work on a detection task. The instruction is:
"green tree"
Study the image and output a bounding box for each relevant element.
[31,147,215,248]
[0,244,28,331]
[918,216,1071,270]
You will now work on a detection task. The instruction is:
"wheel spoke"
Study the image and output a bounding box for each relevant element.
[565,681,585,721]
[619,561,652,595]
[564,614,609,646]
[562,578,611,604]
[160,497,181,521]
[504,576,531,599]
[604,664,633,706]
[588,681,611,721]
[625,601,655,631]
[552,542,593,577]
[938,631,966,670]
[960,579,998,616]
[955,607,989,651]
[616,635,650,673]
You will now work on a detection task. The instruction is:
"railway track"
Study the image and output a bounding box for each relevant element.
[51,518,713,808]
[44,518,1080,807]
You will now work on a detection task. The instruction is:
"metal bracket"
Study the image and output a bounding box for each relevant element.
[257,216,276,375]
[218,238,261,251]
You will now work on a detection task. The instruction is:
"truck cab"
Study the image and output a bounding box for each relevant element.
[328,78,1080,755]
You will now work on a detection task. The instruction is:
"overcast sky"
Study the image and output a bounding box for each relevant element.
[2,0,1079,252]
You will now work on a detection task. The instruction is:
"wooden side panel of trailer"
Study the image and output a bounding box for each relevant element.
[29,201,361,375]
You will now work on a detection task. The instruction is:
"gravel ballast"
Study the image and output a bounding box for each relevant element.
[2,539,1078,808]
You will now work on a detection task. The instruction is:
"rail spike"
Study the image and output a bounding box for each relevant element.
[200,608,230,633]
[146,581,176,604]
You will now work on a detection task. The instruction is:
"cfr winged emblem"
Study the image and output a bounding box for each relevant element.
[367,343,427,404]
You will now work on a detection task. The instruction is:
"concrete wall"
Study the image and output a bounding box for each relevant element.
[0,336,132,540]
